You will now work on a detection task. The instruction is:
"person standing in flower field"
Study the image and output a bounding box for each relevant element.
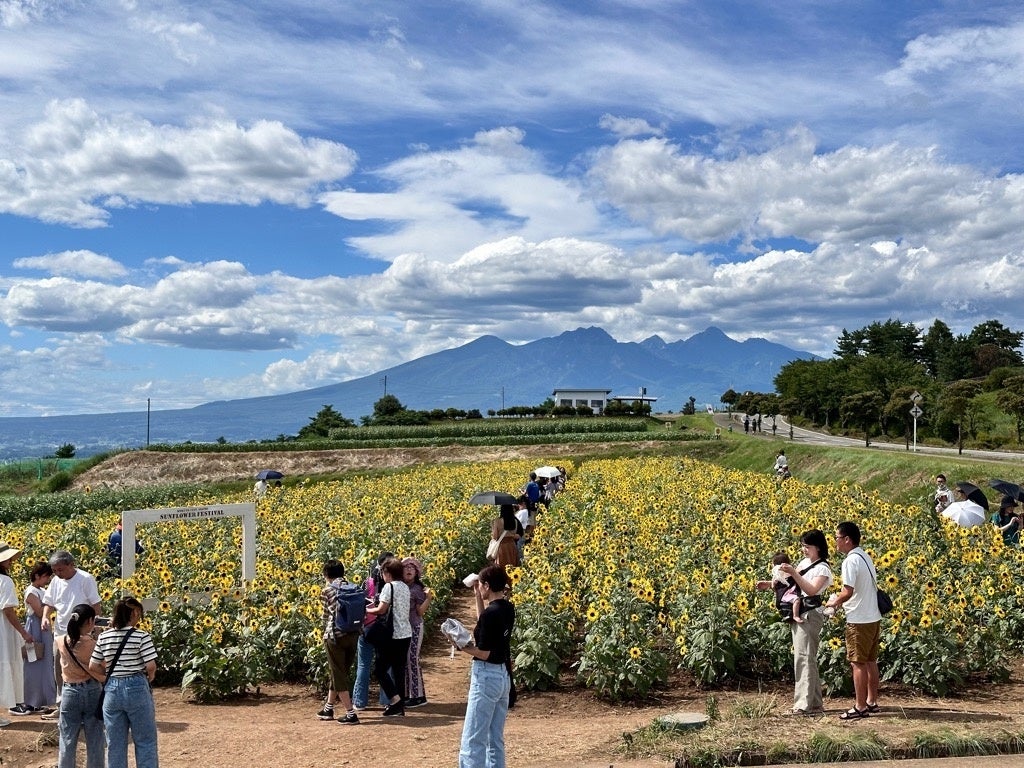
[401,557,432,709]
[934,474,954,514]
[42,551,102,702]
[316,559,360,725]
[826,521,882,721]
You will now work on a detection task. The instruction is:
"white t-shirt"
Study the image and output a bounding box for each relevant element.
[515,508,531,531]
[43,568,101,634]
[795,557,833,598]
[380,581,412,640]
[840,548,882,623]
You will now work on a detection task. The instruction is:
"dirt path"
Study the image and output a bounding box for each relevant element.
[8,587,1024,768]
[0,590,672,768]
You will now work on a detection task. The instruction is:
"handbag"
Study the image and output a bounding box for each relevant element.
[21,642,44,661]
[854,552,893,616]
[95,628,135,719]
[363,585,395,647]
[486,529,508,560]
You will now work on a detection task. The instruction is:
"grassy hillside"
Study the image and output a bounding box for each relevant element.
[667,414,1021,509]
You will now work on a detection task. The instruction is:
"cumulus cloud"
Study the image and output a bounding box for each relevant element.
[320,127,606,263]
[0,99,357,227]
[883,21,1024,96]
[590,126,1024,256]
[598,114,666,138]
[13,249,128,279]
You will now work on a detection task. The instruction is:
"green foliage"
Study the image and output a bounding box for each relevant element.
[512,601,571,691]
[53,443,76,459]
[0,482,206,524]
[776,317,1024,445]
[296,404,355,439]
[675,598,742,685]
[575,589,669,701]
[806,732,887,762]
[41,471,73,493]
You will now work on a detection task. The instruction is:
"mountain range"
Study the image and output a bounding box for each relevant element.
[0,326,816,459]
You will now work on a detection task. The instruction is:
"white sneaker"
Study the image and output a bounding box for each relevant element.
[0,717,11,727]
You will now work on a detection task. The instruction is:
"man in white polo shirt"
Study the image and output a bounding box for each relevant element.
[826,522,882,720]
[41,551,102,700]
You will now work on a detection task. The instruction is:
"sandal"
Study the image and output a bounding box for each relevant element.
[839,707,869,720]
[865,702,880,713]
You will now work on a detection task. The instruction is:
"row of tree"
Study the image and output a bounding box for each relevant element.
[293,394,658,439]
[728,318,1024,450]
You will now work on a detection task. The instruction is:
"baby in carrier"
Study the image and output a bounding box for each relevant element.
[771,552,804,623]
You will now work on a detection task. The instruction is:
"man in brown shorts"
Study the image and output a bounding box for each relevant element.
[826,521,882,720]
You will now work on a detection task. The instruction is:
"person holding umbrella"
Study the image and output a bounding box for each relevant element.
[940,483,988,528]
[253,469,283,498]
[489,505,522,569]
[991,495,1022,546]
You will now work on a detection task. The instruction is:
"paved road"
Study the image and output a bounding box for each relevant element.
[716,412,1024,465]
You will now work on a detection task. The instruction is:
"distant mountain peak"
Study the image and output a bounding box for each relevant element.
[0,325,816,458]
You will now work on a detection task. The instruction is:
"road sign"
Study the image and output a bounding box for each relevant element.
[911,391,923,403]
[910,405,923,418]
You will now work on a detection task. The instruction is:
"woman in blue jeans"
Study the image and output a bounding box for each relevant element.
[89,597,158,768]
[456,565,515,768]
[54,603,104,768]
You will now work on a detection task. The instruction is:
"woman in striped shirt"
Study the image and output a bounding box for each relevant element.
[89,597,158,768]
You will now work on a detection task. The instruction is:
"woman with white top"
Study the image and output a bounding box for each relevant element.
[0,542,35,728]
[89,596,158,768]
[364,557,412,717]
[757,529,833,715]
[16,561,57,714]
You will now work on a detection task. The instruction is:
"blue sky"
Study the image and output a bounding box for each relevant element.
[1,0,1023,417]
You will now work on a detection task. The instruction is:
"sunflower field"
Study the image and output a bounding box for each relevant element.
[1,455,1021,701]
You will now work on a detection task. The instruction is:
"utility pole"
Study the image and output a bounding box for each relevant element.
[146,398,151,447]
[381,375,388,396]
[501,386,505,412]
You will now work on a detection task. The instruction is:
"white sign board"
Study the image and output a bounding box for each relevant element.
[119,502,257,583]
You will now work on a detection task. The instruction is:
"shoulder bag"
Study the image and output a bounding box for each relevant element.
[94,628,135,719]
[363,584,395,647]
[486,529,508,561]
[854,552,893,616]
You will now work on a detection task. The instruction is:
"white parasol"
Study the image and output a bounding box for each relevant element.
[941,500,987,528]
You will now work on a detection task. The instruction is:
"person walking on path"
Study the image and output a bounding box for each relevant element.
[316,560,360,724]
[826,521,882,720]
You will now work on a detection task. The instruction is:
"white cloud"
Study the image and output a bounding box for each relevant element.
[321,127,605,263]
[598,114,666,138]
[590,127,1024,255]
[13,249,129,279]
[0,99,357,227]
[884,21,1024,95]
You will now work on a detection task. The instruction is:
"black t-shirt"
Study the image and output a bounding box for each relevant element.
[474,598,515,665]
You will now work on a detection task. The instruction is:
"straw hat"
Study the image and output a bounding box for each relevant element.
[0,542,21,564]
